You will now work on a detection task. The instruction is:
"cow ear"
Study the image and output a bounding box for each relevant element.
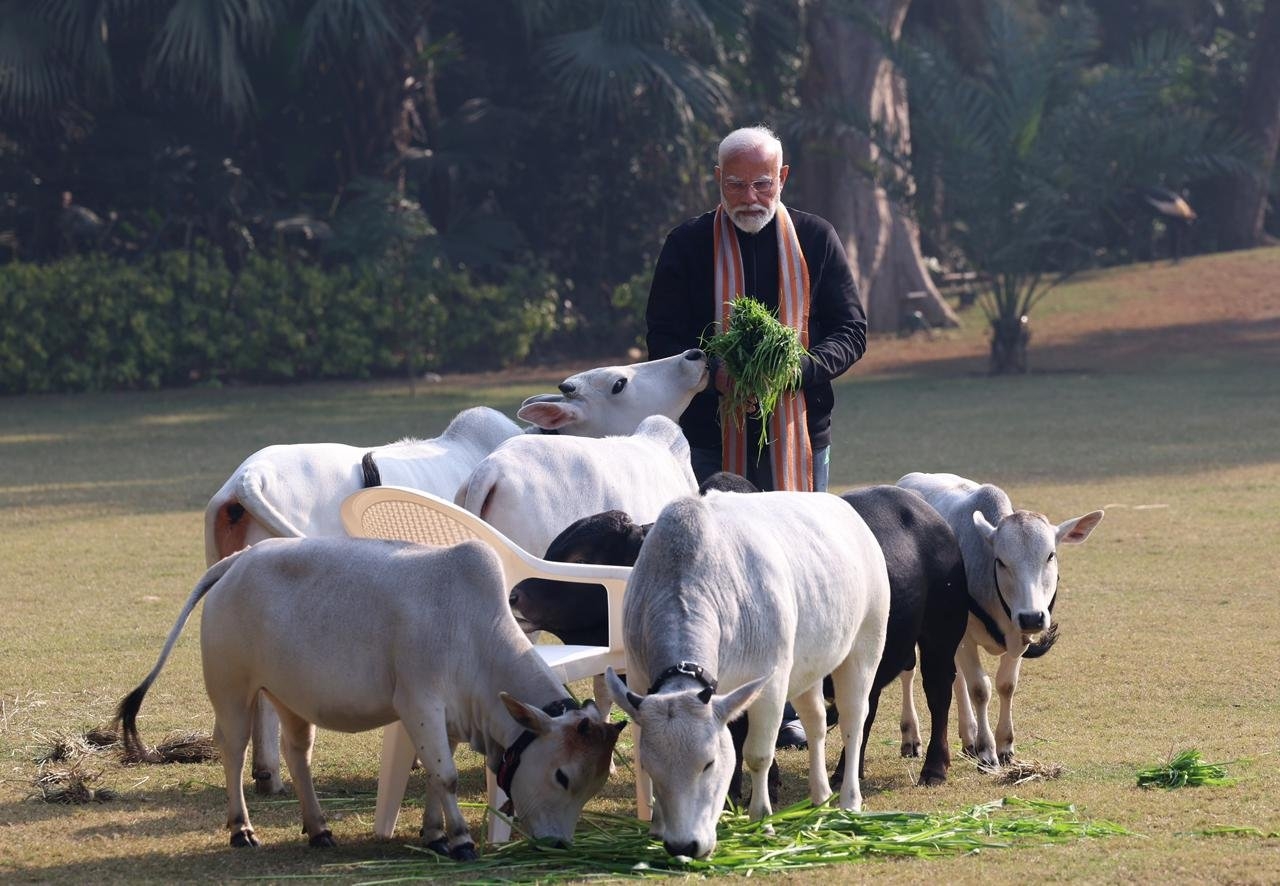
[1057,509,1104,545]
[517,399,583,431]
[972,510,997,545]
[605,668,643,718]
[500,692,552,734]
[623,520,649,562]
[712,672,770,726]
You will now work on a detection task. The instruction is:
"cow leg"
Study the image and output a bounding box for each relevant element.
[271,700,334,846]
[398,702,477,860]
[727,714,780,808]
[742,693,785,822]
[954,641,997,767]
[898,667,922,758]
[857,682,884,783]
[993,652,1023,764]
[590,674,613,717]
[251,692,286,795]
[790,682,831,805]
[828,661,874,812]
[211,695,259,847]
[916,640,957,786]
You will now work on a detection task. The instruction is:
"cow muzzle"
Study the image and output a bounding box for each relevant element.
[1017,610,1048,637]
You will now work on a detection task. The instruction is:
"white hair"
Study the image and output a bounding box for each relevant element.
[718,126,784,168]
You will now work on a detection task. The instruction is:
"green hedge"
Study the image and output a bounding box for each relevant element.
[0,249,561,394]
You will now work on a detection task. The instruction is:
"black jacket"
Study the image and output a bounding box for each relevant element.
[645,207,866,452]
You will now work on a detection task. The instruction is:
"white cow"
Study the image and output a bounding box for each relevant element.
[456,414,699,557]
[896,472,1104,766]
[605,490,890,859]
[204,406,521,566]
[117,537,624,854]
[517,349,708,436]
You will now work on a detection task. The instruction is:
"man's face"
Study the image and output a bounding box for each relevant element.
[716,147,788,234]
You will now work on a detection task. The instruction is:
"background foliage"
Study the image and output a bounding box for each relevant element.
[1,0,1276,389]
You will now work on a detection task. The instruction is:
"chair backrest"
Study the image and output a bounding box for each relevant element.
[341,485,630,654]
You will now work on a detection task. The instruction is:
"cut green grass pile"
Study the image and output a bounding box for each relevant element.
[330,797,1128,883]
[702,295,806,450]
[1136,749,1236,789]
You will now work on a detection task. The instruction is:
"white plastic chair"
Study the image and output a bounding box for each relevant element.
[340,484,649,843]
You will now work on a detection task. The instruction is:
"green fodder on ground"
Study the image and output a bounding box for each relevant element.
[1,248,1278,883]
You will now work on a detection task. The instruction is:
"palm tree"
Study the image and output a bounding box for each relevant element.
[902,4,1252,373]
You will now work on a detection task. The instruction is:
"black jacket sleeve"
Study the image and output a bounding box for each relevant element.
[799,217,866,388]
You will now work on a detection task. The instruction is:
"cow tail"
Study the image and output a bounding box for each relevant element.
[456,463,497,520]
[361,451,382,488]
[1023,622,1060,659]
[116,551,244,763]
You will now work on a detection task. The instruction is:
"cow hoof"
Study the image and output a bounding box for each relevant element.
[901,741,921,758]
[449,842,478,861]
[998,751,1015,765]
[425,837,451,856]
[308,829,337,848]
[919,770,947,787]
[230,830,260,848]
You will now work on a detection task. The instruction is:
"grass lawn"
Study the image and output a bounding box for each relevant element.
[1,248,1278,883]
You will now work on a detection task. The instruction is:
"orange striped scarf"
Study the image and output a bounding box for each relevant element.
[713,203,813,491]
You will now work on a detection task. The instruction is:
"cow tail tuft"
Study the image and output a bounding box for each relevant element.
[361,452,382,488]
[117,681,162,763]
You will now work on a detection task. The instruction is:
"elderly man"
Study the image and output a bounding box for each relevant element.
[645,125,867,494]
[645,125,868,750]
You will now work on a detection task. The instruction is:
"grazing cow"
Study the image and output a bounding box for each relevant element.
[511,480,971,795]
[204,406,521,567]
[117,537,623,854]
[517,349,709,436]
[456,415,698,556]
[896,472,1104,766]
[832,485,970,788]
[604,490,890,859]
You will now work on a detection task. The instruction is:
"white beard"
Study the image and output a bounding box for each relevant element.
[722,197,777,235]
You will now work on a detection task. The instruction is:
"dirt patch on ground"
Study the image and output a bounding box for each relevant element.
[860,248,1280,376]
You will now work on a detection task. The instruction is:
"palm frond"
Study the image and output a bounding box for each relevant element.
[147,0,285,120]
[298,0,403,75]
[541,25,729,125]
[0,6,73,118]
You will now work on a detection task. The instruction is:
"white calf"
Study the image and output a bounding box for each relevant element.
[897,472,1103,765]
[606,490,890,859]
[118,537,623,853]
[204,406,520,566]
[517,349,708,436]
[456,414,698,556]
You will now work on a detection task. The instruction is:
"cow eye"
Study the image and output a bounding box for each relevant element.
[1047,551,1056,562]
[995,558,1006,569]
[611,378,627,395]
[702,760,713,773]
[555,769,569,789]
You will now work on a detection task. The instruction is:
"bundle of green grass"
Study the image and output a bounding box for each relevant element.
[335,797,1128,883]
[702,296,807,450]
[1136,748,1235,789]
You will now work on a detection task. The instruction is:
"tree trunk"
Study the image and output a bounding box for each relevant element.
[1217,0,1280,249]
[792,0,957,334]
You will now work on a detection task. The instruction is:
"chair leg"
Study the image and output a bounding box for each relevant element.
[374,722,416,839]
[485,767,513,844]
[634,722,652,821]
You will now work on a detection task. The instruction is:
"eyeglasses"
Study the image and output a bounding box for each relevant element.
[721,177,777,197]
